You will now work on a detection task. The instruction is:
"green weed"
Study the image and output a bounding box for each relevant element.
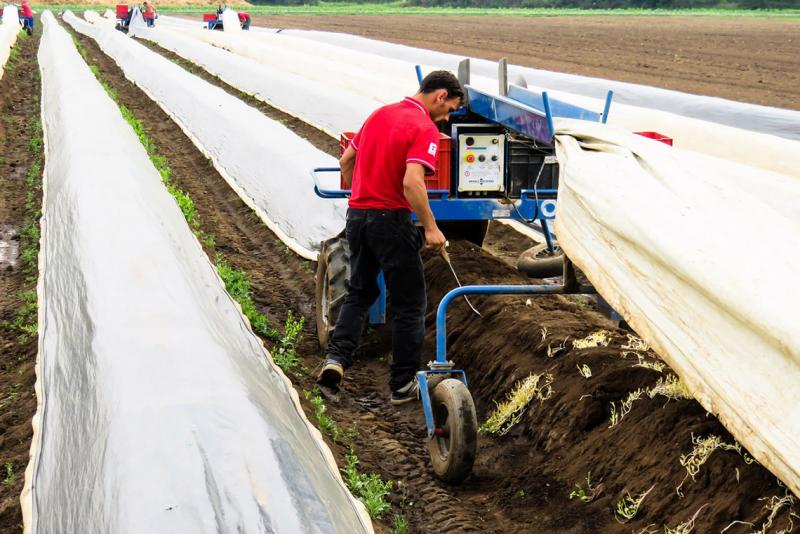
[392,514,408,534]
[2,463,15,486]
[305,389,339,440]
[569,472,601,502]
[215,255,278,341]
[273,311,304,373]
[576,363,592,378]
[343,453,392,520]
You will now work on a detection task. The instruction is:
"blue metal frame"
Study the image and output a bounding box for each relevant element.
[508,85,614,125]
[310,168,557,224]
[418,284,577,437]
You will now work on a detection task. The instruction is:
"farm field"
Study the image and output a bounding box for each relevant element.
[1,7,798,534]
[254,14,800,110]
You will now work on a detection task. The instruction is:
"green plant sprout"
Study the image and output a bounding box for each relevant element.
[569,472,601,502]
[343,453,392,520]
[614,485,654,523]
[480,373,554,435]
[577,363,592,379]
[608,388,644,428]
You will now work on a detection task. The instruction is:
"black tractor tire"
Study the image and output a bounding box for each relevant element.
[439,220,489,248]
[517,243,564,278]
[427,379,478,485]
[315,235,350,349]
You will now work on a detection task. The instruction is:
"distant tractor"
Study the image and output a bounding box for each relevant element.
[202,8,250,31]
[115,4,155,32]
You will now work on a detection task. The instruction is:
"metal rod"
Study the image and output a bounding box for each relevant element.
[602,90,614,124]
[435,284,564,364]
[542,91,555,139]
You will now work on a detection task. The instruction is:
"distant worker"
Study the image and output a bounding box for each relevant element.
[19,0,34,35]
[317,71,463,405]
[142,0,157,27]
[237,11,251,30]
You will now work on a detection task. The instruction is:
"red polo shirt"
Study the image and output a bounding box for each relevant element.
[349,97,440,212]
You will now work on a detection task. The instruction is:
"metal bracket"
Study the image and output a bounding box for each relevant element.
[498,58,508,97]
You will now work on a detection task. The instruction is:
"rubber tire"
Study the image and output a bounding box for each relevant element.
[517,243,564,278]
[427,379,478,485]
[315,235,350,349]
[439,220,489,247]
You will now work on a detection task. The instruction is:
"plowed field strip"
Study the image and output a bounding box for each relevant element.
[0,26,43,534]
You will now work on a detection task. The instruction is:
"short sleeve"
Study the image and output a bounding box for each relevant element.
[351,127,362,151]
[406,125,440,174]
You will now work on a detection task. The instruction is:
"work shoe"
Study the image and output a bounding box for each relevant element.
[390,378,420,405]
[317,359,344,390]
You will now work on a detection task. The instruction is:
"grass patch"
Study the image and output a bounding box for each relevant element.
[480,372,554,435]
[44,4,800,17]
[343,453,392,520]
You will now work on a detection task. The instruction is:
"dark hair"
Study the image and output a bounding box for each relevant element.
[419,70,464,102]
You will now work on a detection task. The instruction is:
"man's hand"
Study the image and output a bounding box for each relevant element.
[424,226,446,253]
[403,162,445,253]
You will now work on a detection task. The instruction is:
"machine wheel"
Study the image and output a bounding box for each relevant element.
[439,220,489,247]
[427,379,478,484]
[517,243,564,278]
[315,235,350,349]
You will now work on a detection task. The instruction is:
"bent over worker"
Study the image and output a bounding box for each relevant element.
[318,71,464,405]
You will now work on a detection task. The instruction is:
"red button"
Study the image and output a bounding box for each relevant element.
[465,153,475,163]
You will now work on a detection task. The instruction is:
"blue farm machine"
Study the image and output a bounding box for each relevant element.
[311,60,671,484]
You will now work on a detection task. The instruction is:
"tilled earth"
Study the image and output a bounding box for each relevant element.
[1,15,795,533]
[256,14,800,111]
[0,27,42,534]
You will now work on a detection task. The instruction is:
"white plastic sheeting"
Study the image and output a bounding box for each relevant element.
[130,23,379,136]
[553,118,800,497]
[0,5,21,77]
[22,11,371,533]
[64,10,346,259]
[278,28,800,142]
[252,28,800,178]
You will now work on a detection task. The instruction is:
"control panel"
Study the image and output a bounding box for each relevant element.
[457,132,505,193]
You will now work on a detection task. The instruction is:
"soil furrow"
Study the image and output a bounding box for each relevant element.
[0,25,43,534]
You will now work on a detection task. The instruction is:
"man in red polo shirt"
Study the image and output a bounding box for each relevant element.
[318,71,463,405]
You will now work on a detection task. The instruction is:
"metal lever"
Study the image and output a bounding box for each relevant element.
[440,246,482,318]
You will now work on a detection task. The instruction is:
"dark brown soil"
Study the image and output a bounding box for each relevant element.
[52,21,797,534]
[254,14,800,111]
[0,26,42,534]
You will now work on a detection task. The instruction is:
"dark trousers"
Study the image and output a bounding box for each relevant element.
[326,208,426,391]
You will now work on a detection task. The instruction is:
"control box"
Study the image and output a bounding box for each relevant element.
[457,131,505,193]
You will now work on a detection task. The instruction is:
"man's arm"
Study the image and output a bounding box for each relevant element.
[340,145,356,188]
[403,163,446,252]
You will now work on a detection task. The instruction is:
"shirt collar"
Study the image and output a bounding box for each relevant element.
[403,97,430,117]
